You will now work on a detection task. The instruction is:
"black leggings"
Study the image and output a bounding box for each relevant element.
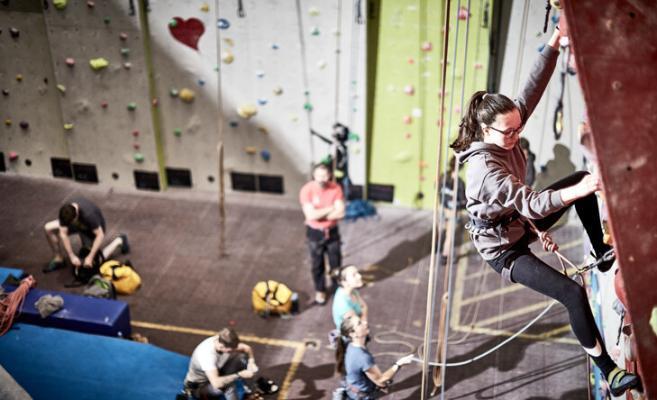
[489,172,612,355]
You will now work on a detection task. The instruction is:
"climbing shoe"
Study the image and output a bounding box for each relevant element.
[43,259,65,273]
[607,367,641,397]
[119,233,130,254]
[593,248,615,273]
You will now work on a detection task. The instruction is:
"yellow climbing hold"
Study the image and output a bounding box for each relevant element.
[244,146,257,155]
[63,123,74,130]
[89,58,109,70]
[393,151,412,163]
[15,74,23,82]
[200,2,210,12]
[257,126,268,134]
[4,119,12,126]
[237,104,257,119]
[179,88,196,103]
[57,84,66,93]
[221,50,234,64]
[273,86,283,96]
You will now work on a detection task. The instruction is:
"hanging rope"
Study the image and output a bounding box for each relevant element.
[334,0,343,124]
[1,276,36,336]
[215,0,227,257]
[511,0,530,96]
[420,0,452,398]
[294,0,315,165]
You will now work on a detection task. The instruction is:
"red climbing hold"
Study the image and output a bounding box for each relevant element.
[169,17,205,50]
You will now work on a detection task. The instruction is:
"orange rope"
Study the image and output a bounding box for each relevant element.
[0,275,36,336]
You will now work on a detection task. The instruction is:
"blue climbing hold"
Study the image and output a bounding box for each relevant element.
[198,79,205,86]
[229,121,239,128]
[217,18,230,29]
[260,150,271,162]
[257,98,268,106]
[551,14,559,24]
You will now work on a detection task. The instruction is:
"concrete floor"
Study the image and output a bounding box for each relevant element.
[0,174,592,399]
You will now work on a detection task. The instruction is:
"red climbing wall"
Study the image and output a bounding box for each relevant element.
[565,0,657,397]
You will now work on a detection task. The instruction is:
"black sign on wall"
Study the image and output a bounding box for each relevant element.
[51,158,73,179]
[134,170,160,191]
[72,163,99,183]
[166,167,192,188]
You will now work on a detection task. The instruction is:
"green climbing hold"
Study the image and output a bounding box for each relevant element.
[303,102,313,111]
[173,128,182,137]
[348,133,360,141]
[127,102,137,111]
[133,152,144,163]
[104,16,111,24]
[121,48,130,56]
[169,19,177,27]
[170,88,179,97]
[304,90,310,96]
[53,0,68,10]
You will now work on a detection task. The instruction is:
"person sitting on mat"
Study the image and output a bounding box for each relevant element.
[43,197,129,273]
[332,265,368,331]
[335,315,413,399]
[183,328,258,400]
[451,24,641,396]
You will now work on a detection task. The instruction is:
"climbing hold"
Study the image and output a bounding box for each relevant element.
[421,41,433,51]
[474,62,484,70]
[63,123,74,130]
[121,48,130,57]
[152,98,158,107]
[221,50,234,64]
[348,133,360,141]
[257,98,268,106]
[403,115,412,125]
[458,6,470,20]
[257,126,268,134]
[8,151,18,161]
[650,307,657,338]
[537,44,546,52]
[4,119,12,126]
[237,104,258,119]
[53,0,67,9]
[132,130,139,137]
[393,151,412,163]
[317,60,327,69]
[419,160,428,169]
[86,1,95,7]
[223,38,234,47]
[198,79,205,86]
[200,2,209,12]
[169,17,205,50]
[65,58,75,67]
[332,28,341,36]
[19,121,29,130]
[229,121,239,128]
[123,62,132,69]
[9,27,19,38]
[454,106,461,114]
[2,90,8,96]
[217,18,230,30]
[133,152,144,163]
[170,88,179,97]
[404,132,412,139]
[133,143,140,150]
[89,58,109,70]
[179,88,195,103]
[173,128,182,137]
[56,84,66,93]
[104,16,111,24]
[272,86,283,96]
[308,7,320,16]
[404,85,415,96]
[255,70,265,78]
[101,101,108,108]
[310,26,320,36]
[412,108,422,118]
[260,150,271,162]
[271,43,279,50]
[127,102,137,111]
[244,146,257,154]
[303,102,313,111]
[408,57,415,65]
[119,32,128,41]
[15,74,23,82]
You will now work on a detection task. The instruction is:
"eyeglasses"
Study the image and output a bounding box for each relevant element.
[487,124,524,136]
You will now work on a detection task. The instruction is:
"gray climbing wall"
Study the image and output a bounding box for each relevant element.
[0,1,69,177]
[43,1,159,188]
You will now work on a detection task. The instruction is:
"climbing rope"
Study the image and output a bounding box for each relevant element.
[294,0,316,165]
[0,275,36,336]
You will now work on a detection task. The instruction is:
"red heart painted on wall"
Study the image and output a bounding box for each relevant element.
[169,17,205,50]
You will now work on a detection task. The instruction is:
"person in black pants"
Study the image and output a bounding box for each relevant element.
[452,25,641,396]
[299,163,345,305]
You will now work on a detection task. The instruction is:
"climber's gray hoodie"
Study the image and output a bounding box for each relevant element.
[457,45,564,260]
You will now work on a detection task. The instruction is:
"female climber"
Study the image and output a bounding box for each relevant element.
[450,26,642,396]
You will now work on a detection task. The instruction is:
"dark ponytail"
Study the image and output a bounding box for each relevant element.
[335,315,358,375]
[450,90,517,152]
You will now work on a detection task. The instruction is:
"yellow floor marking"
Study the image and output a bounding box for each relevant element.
[450,324,579,345]
[472,300,555,327]
[540,324,573,338]
[131,320,305,400]
[459,283,525,306]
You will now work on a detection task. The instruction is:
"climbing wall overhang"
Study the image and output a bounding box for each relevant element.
[565,0,657,396]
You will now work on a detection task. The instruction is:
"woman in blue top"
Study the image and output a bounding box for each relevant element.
[332,265,368,330]
[335,315,413,399]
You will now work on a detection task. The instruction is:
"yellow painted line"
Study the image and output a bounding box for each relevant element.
[130,320,306,400]
[540,324,572,338]
[473,300,554,327]
[450,323,579,345]
[459,283,525,306]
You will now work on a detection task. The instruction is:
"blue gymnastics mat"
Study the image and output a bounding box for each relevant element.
[0,323,189,400]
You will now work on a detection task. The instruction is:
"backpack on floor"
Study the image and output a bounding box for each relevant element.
[99,260,142,295]
[73,247,105,284]
[83,274,116,299]
[252,280,295,317]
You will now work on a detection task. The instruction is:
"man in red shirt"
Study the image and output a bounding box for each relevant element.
[299,163,345,305]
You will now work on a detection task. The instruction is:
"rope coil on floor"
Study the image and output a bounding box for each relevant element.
[0,275,36,336]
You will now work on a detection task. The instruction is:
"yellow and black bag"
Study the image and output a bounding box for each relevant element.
[100,260,142,295]
[252,280,295,317]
